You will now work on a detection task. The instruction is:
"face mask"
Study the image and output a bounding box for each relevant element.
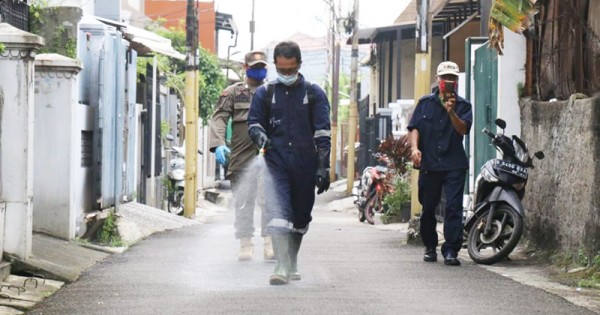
[246,68,267,81]
[277,73,298,86]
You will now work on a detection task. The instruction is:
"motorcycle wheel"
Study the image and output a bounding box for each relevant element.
[167,189,185,216]
[358,206,366,222]
[363,191,382,225]
[467,204,523,265]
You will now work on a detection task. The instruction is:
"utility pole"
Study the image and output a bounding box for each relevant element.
[250,0,255,50]
[184,0,199,218]
[346,0,359,194]
[410,0,432,217]
[329,0,340,183]
[331,42,340,182]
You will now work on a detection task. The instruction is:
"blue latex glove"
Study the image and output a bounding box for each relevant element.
[215,145,230,165]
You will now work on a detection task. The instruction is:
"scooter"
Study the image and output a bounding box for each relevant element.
[353,152,395,224]
[463,118,544,265]
[165,135,203,216]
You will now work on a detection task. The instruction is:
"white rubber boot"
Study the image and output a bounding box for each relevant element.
[263,236,276,261]
[238,237,253,261]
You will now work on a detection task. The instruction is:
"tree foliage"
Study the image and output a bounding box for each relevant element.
[144,22,226,124]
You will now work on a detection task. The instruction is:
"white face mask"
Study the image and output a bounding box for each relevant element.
[277,73,298,86]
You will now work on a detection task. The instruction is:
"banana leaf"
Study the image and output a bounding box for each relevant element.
[490,0,538,33]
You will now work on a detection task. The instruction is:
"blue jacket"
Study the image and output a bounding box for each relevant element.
[407,92,472,171]
[247,74,331,171]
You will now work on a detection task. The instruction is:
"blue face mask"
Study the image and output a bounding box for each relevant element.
[246,68,267,81]
[277,73,298,86]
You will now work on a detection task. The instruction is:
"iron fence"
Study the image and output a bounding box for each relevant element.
[0,0,29,32]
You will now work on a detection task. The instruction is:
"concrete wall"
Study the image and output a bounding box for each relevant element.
[520,95,600,255]
[33,54,85,240]
[0,23,44,259]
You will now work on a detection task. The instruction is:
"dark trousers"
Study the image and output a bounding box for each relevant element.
[263,162,315,235]
[418,169,466,256]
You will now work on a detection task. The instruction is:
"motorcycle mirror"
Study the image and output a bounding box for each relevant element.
[495,118,507,130]
[165,134,175,142]
[534,151,545,159]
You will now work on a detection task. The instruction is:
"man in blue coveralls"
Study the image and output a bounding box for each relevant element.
[408,61,472,266]
[247,41,331,285]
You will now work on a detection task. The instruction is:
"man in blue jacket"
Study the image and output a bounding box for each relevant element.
[408,61,472,266]
[247,41,331,285]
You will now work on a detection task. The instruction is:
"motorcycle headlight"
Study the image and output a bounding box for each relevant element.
[481,167,499,183]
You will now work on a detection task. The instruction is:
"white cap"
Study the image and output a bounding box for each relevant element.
[437,61,460,76]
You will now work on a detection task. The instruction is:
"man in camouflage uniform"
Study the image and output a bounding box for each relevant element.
[209,51,275,261]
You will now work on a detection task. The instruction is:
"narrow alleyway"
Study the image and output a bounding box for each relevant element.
[26,183,597,315]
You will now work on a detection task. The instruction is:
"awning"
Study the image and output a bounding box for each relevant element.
[95,16,185,60]
[123,26,185,60]
[393,0,480,27]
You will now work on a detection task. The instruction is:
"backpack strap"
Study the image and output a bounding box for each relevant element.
[263,80,316,130]
[264,80,315,108]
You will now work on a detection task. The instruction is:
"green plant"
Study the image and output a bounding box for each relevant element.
[29,4,77,58]
[547,248,600,289]
[0,43,5,54]
[382,175,411,218]
[197,46,227,123]
[162,176,174,195]
[377,134,412,175]
[161,120,170,138]
[517,82,525,97]
[97,209,123,247]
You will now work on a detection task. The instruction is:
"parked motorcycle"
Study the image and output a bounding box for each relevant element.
[463,118,544,265]
[165,135,203,216]
[353,152,395,225]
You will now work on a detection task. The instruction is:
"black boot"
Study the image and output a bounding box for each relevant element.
[269,233,291,285]
[288,233,303,280]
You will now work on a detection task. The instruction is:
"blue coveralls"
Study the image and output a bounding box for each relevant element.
[247,74,331,235]
[407,92,472,256]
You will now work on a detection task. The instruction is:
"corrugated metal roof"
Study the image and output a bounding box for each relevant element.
[394,0,478,25]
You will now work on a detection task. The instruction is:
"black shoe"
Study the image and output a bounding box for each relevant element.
[444,253,461,266]
[423,248,437,262]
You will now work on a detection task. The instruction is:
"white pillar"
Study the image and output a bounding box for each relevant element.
[33,54,83,240]
[0,23,44,259]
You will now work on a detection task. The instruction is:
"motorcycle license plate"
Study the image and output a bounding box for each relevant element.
[494,160,527,179]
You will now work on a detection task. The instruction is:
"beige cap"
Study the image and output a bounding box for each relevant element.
[437,61,460,76]
[244,51,268,66]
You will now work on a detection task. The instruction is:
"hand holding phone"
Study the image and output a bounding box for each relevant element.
[441,80,456,101]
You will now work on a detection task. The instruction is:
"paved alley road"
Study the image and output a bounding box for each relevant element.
[27,188,596,315]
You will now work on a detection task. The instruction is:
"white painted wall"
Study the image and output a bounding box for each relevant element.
[33,54,83,240]
[497,27,527,138]
[0,23,44,259]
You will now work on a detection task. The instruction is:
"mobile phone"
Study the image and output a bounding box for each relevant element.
[441,80,456,101]
[442,80,455,94]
